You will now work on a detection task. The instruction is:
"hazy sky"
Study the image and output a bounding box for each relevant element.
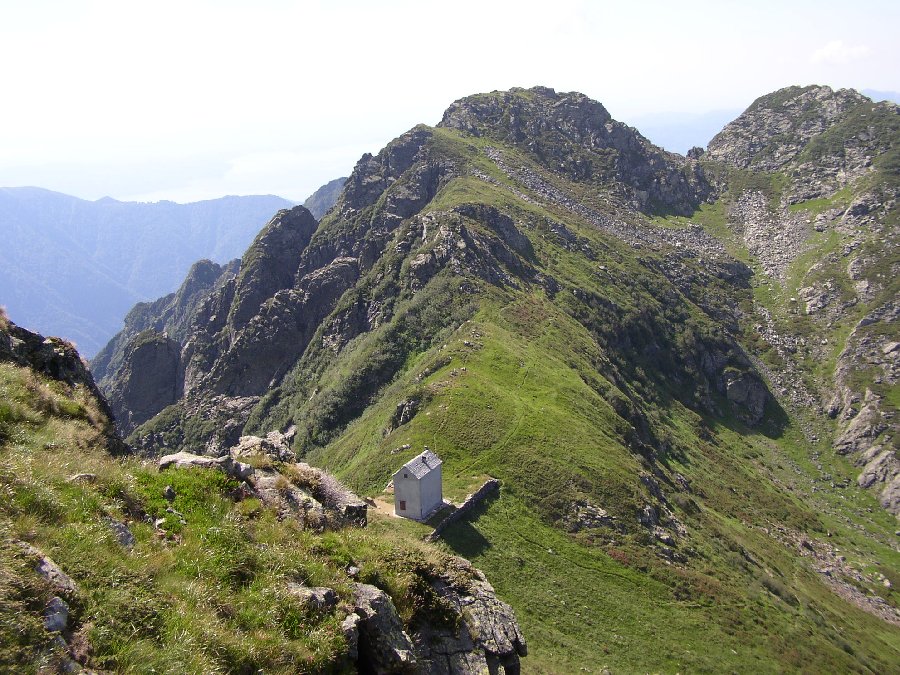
[1,0,897,203]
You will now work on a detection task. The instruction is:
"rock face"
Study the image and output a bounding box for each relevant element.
[725,370,769,425]
[106,330,181,435]
[92,257,239,383]
[412,566,528,674]
[346,560,527,674]
[350,583,418,672]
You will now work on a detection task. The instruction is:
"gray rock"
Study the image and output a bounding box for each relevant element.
[286,583,338,611]
[639,504,659,528]
[158,450,254,482]
[391,398,420,429]
[105,519,135,549]
[413,564,527,674]
[67,473,97,484]
[246,465,340,530]
[43,596,69,633]
[725,371,769,425]
[231,432,294,463]
[353,583,417,672]
[342,612,360,662]
[18,543,77,596]
[106,330,181,436]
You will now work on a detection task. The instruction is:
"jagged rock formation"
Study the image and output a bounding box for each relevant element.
[303,177,347,219]
[92,258,239,383]
[346,562,527,674]
[91,258,240,436]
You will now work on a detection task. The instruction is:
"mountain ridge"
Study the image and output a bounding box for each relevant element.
[91,83,900,671]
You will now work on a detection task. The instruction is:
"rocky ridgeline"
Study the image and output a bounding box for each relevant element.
[440,86,709,215]
[706,85,900,516]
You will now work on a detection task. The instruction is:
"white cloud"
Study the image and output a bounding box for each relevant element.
[810,40,872,65]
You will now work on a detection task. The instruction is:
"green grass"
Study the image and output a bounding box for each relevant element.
[0,361,503,673]
[308,294,900,671]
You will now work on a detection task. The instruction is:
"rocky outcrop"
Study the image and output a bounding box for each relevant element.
[345,559,527,674]
[0,317,126,455]
[227,205,318,331]
[441,86,710,215]
[708,85,897,201]
[91,257,239,384]
[349,583,418,672]
[159,450,254,480]
[411,562,527,674]
[708,86,870,171]
[106,330,181,435]
[725,370,769,425]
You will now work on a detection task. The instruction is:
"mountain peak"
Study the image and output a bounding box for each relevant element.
[439,86,613,140]
[440,86,707,215]
[707,84,878,172]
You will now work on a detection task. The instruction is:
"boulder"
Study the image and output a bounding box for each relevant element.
[158,451,253,481]
[43,596,69,633]
[18,543,77,596]
[105,518,135,549]
[725,371,769,425]
[286,583,338,611]
[352,583,417,672]
[231,432,293,463]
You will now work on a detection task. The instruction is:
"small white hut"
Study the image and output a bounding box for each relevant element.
[393,449,443,520]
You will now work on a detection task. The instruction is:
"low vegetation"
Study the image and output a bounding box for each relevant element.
[0,361,481,672]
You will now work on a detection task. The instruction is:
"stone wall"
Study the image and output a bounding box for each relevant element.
[426,479,499,542]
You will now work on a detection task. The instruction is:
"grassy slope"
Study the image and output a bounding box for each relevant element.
[300,128,900,672]
[0,360,487,673]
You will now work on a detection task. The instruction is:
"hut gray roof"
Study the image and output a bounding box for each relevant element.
[400,449,442,479]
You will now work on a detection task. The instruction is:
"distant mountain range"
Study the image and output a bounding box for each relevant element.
[0,189,295,356]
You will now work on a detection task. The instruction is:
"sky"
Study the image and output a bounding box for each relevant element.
[1,0,898,204]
